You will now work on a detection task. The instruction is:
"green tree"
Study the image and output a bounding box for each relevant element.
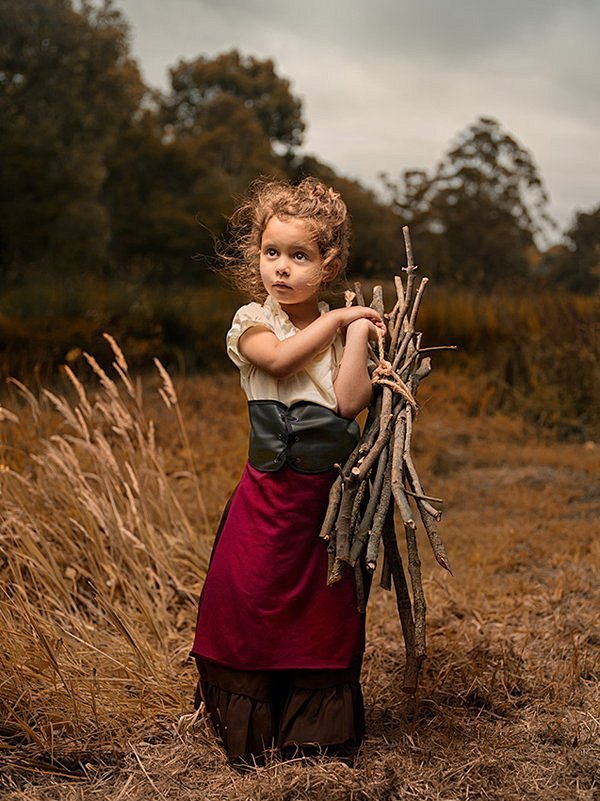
[104,108,235,278]
[384,117,555,288]
[160,50,296,199]
[106,49,300,277]
[0,0,143,275]
[541,205,600,293]
[163,50,304,149]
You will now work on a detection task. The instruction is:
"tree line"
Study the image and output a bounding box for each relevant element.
[1,0,598,292]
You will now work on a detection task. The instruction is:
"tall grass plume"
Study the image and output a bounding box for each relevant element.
[0,337,212,762]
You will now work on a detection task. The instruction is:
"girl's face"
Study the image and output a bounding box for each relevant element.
[259,216,330,309]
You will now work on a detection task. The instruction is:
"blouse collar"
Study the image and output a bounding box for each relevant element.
[264,294,329,330]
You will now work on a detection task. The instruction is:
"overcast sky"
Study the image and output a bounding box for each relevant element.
[116,0,599,237]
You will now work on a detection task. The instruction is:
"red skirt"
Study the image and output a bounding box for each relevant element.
[191,461,365,670]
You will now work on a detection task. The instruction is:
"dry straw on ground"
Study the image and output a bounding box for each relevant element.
[0,348,598,800]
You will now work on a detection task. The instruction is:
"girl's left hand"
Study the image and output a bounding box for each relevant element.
[346,317,384,341]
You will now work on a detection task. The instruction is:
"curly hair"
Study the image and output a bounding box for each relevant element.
[220,176,351,301]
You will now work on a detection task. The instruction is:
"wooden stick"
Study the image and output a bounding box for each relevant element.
[390,413,416,528]
[386,277,404,337]
[391,328,416,373]
[417,345,459,354]
[334,484,357,563]
[327,556,346,585]
[404,488,444,504]
[401,226,418,323]
[365,456,393,571]
[370,285,385,319]
[413,493,453,574]
[354,559,365,613]
[353,281,366,306]
[403,225,415,269]
[350,479,368,534]
[402,405,441,521]
[349,445,388,566]
[413,357,432,383]
[405,521,427,665]
[319,475,342,541]
[381,506,419,692]
[408,277,429,331]
[380,549,391,591]
[388,227,418,362]
[350,388,393,482]
[327,535,336,579]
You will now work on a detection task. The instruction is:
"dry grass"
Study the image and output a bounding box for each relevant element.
[0,353,598,800]
[0,340,213,765]
[1,285,598,437]
[367,284,600,438]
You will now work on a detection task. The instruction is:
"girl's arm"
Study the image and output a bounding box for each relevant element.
[238,306,384,379]
[333,319,376,419]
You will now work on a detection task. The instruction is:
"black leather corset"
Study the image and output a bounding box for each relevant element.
[248,400,360,474]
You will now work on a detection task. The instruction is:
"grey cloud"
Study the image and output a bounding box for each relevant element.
[188,0,596,60]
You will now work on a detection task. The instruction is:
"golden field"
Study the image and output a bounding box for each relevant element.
[0,343,598,800]
[1,284,598,439]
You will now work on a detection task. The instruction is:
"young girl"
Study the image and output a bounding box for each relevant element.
[191,177,385,767]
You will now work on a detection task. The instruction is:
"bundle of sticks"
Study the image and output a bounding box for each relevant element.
[320,227,454,693]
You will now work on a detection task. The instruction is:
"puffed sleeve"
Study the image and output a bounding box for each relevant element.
[226,302,275,368]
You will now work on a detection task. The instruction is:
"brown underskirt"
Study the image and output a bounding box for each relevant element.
[195,653,365,762]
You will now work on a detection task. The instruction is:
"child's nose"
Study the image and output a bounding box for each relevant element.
[276,258,291,275]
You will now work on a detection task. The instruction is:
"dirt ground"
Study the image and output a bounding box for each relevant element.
[1,369,598,800]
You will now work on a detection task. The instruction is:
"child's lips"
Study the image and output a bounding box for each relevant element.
[272,282,292,289]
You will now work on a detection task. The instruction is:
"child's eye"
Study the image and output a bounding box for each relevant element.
[294,252,307,261]
[265,247,278,257]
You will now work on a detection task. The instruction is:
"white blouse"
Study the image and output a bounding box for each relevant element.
[226,295,344,412]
